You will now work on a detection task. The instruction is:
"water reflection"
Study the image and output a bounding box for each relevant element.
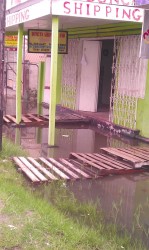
[68,175,149,248]
[3,124,148,159]
[3,124,149,247]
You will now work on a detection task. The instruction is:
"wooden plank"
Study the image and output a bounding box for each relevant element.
[100,147,144,164]
[21,115,32,123]
[136,147,149,153]
[39,157,70,180]
[5,115,16,123]
[79,153,114,170]
[129,147,149,158]
[92,153,132,169]
[27,157,58,180]
[19,157,47,182]
[3,116,11,123]
[27,114,43,122]
[41,115,49,120]
[118,148,149,161]
[48,158,80,179]
[13,157,40,183]
[59,159,91,178]
[70,152,108,171]
[87,153,126,169]
[70,158,98,177]
[131,147,149,154]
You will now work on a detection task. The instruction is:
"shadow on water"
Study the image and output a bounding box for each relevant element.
[3,91,149,248]
[3,123,149,247]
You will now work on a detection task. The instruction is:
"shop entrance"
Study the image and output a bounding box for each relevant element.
[97,40,114,112]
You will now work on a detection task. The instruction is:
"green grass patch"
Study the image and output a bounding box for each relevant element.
[0,136,27,159]
[0,138,147,250]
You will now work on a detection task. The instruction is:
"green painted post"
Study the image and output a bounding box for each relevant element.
[56,55,62,104]
[16,24,23,124]
[15,128,21,145]
[136,62,149,137]
[48,16,59,146]
[36,127,42,144]
[37,61,45,115]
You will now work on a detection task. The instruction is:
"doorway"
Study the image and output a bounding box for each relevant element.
[97,40,114,112]
[78,40,102,112]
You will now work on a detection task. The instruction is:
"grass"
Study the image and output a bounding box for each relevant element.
[0,137,147,250]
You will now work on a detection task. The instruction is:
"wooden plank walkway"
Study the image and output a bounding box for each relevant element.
[100,147,149,168]
[12,147,149,184]
[3,113,90,127]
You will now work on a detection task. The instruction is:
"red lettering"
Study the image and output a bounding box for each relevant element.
[106,6,112,17]
[114,0,119,4]
[60,33,66,38]
[21,11,25,21]
[25,9,29,20]
[116,7,119,18]
[132,9,142,22]
[94,5,100,16]
[143,32,148,40]
[86,4,90,15]
[98,0,106,3]
[74,3,83,15]
[122,9,130,19]
[121,0,129,5]
[64,1,70,14]
[16,13,19,23]
[109,0,119,4]
[44,32,50,37]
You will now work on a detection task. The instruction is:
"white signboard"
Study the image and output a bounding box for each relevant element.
[140,9,149,58]
[6,0,29,10]
[81,0,135,6]
[52,0,143,22]
[6,0,51,27]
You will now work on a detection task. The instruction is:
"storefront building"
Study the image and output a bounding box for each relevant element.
[5,0,149,143]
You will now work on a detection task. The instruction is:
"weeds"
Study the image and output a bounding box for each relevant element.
[0,137,148,249]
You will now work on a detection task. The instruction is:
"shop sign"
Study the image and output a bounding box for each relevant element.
[52,0,143,22]
[5,35,18,51]
[28,29,68,54]
[6,0,29,10]
[85,0,135,5]
[6,0,51,27]
[140,9,149,58]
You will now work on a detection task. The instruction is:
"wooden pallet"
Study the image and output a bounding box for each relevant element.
[12,149,148,183]
[13,157,95,183]
[69,152,142,175]
[100,147,149,168]
[3,113,90,127]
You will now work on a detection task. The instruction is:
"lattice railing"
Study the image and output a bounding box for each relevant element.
[110,35,148,130]
[61,39,79,109]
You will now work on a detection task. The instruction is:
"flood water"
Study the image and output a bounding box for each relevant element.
[3,91,149,248]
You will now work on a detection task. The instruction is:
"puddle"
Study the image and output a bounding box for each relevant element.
[3,91,149,247]
[68,175,149,248]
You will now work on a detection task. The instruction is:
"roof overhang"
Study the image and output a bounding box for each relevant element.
[5,0,144,33]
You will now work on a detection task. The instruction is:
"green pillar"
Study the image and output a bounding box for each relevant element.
[36,127,42,144]
[15,128,21,145]
[37,61,45,115]
[136,61,149,137]
[56,55,62,104]
[48,16,59,146]
[16,24,23,124]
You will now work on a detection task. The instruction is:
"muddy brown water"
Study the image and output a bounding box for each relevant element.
[3,124,149,248]
[3,94,149,247]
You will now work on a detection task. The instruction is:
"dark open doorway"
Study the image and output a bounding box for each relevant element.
[97,39,114,112]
